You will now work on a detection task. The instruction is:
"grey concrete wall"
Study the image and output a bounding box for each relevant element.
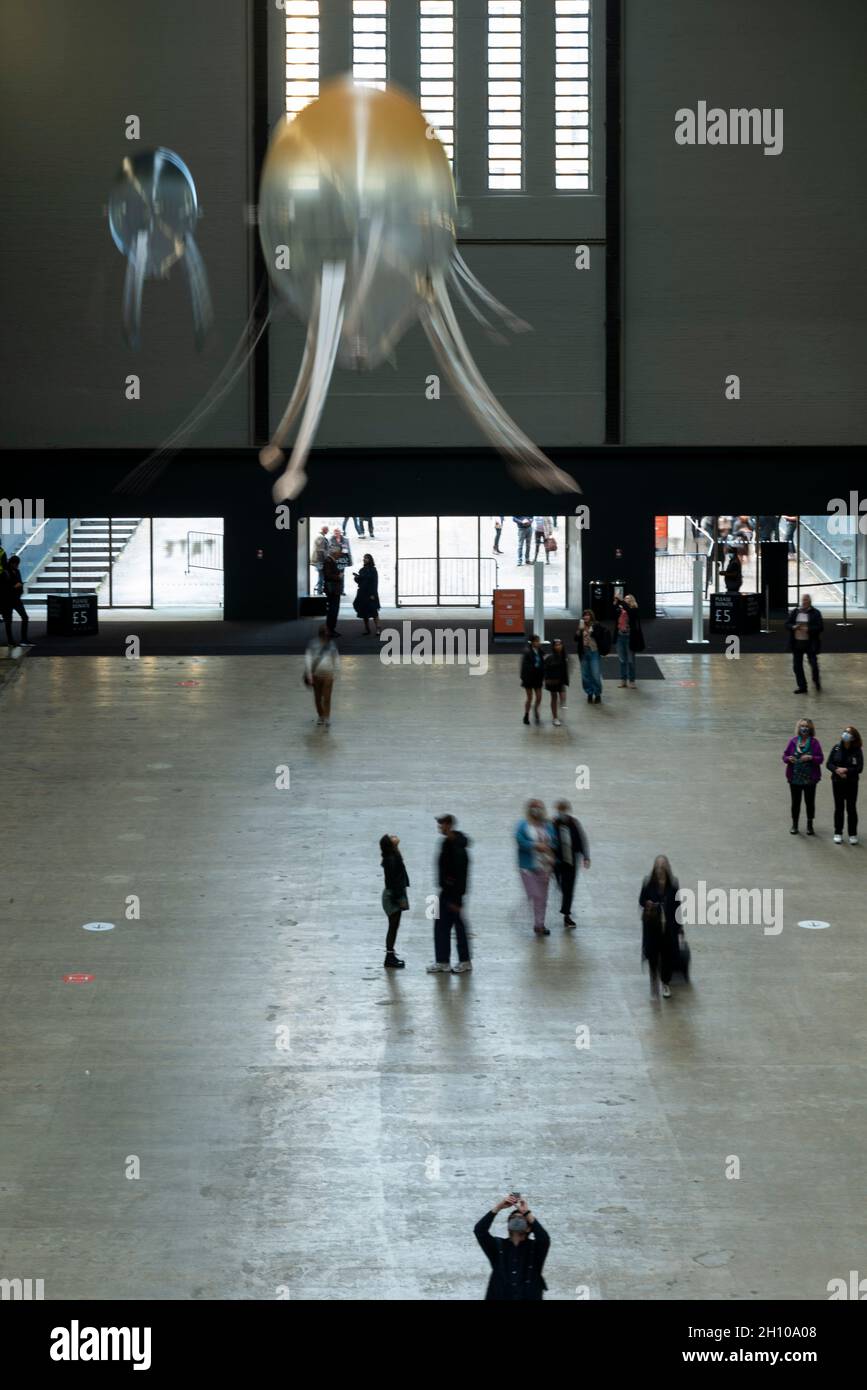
[0,0,252,448]
[623,0,867,444]
[269,243,605,448]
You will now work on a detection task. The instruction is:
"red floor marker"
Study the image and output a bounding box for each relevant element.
[63,973,95,984]
[677,679,698,687]
[176,680,201,687]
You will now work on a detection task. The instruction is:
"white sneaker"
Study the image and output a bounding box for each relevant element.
[850,836,859,845]
[426,962,450,973]
[451,961,472,974]
[661,983,671,998]
[553,718,562,727]
[834,834,843,843]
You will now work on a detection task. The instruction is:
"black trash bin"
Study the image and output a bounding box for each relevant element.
[588,579,615,619]
[46,593,99,636]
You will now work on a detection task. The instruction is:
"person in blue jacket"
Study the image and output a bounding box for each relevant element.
[515,799,557,936]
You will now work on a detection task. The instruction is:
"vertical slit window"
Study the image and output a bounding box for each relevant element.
[555,0,590,189]
[420,1,455,167]
[353,1,388,91]
[488,1,523,190]
[284,1,320,118]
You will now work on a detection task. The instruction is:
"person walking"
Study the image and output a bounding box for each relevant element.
[826,725,862,845]
[311,525,331,595]
[575,608,609,705]
[352,553,381,635]
[779,514,798,552]
[520,634,544,725]
[552,800,590,927]
[543,637,569,726]
[2,557,29,647]
[638,855,683,1000]
[321,551,343,636]
[380,834,409,969]
[474,1195,550,1301]
[304,625,340,726]
[426,814,472,975]
[783,717,824,835]
[361,516,375,539]
[786,593,824,694]
[513,515,533,567]
[723,547,744,593]
[342,516,364,538]
[493,515,504,554]
[515,800,556,936]
[532,515,553,564]
[612,593,644,688]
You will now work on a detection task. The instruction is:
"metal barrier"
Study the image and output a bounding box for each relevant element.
[397,556,498,606]
[187,531,223,573]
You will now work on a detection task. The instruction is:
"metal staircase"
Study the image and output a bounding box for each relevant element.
[25,519,142,601]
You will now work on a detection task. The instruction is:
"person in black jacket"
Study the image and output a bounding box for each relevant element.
[544,637,569,727]
[574,608,609,704]
[427,815,472,974]
[552,800,590,927]
[638,855,684,1001]
[474,1195,550,1301]
[826,725,863,844]
[520,634,544,726]
[786,594,824,693]
[612,594,644,688]
[352,553,381,635]
[723,548,743,593]
[380,834,409,969]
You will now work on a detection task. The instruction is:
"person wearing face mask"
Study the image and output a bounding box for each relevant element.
[543,637,570,726]
[515,800,557,936]
[379,833,410,969]
[574,607,610,705]
[786,593,824,694]
[826,726,863,845]
[782,718,824,836]
[474,1194,550,1301]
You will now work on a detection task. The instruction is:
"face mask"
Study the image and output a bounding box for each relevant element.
[799,728,808,736]
[507,1216,529,1234]
[842,733,852,742]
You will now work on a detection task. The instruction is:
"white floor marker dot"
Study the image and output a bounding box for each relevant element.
[797,920,830,930]
[82,922,115,932]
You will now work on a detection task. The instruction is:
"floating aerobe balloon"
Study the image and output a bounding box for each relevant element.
[109,147,213,349]
[258,78,579,500]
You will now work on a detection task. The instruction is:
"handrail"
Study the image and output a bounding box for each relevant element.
[798,517,845,566]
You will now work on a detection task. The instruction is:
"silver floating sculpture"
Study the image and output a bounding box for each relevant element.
[109,147,213,349]
[258,77,580,501]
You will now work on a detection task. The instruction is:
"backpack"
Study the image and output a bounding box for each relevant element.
[595,625,612,656]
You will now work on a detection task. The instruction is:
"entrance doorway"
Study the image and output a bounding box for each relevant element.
[306,514,568,611]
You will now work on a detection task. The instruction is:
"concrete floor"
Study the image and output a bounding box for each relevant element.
[1,648,865,1300]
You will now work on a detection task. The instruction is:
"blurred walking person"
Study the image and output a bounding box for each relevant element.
[380,834,409,969]
[513,515,532,566]
[426,815,472,974]
[639,855,683,1000]
[311,525,330,595]
[552,801,590,927]
[515,800,556,936]
[783,717,824,835]
[304,625,340,727]
[826,725,862,845]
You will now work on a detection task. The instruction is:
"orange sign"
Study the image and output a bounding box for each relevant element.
[493,588,526,636]
[654,516,669,551]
